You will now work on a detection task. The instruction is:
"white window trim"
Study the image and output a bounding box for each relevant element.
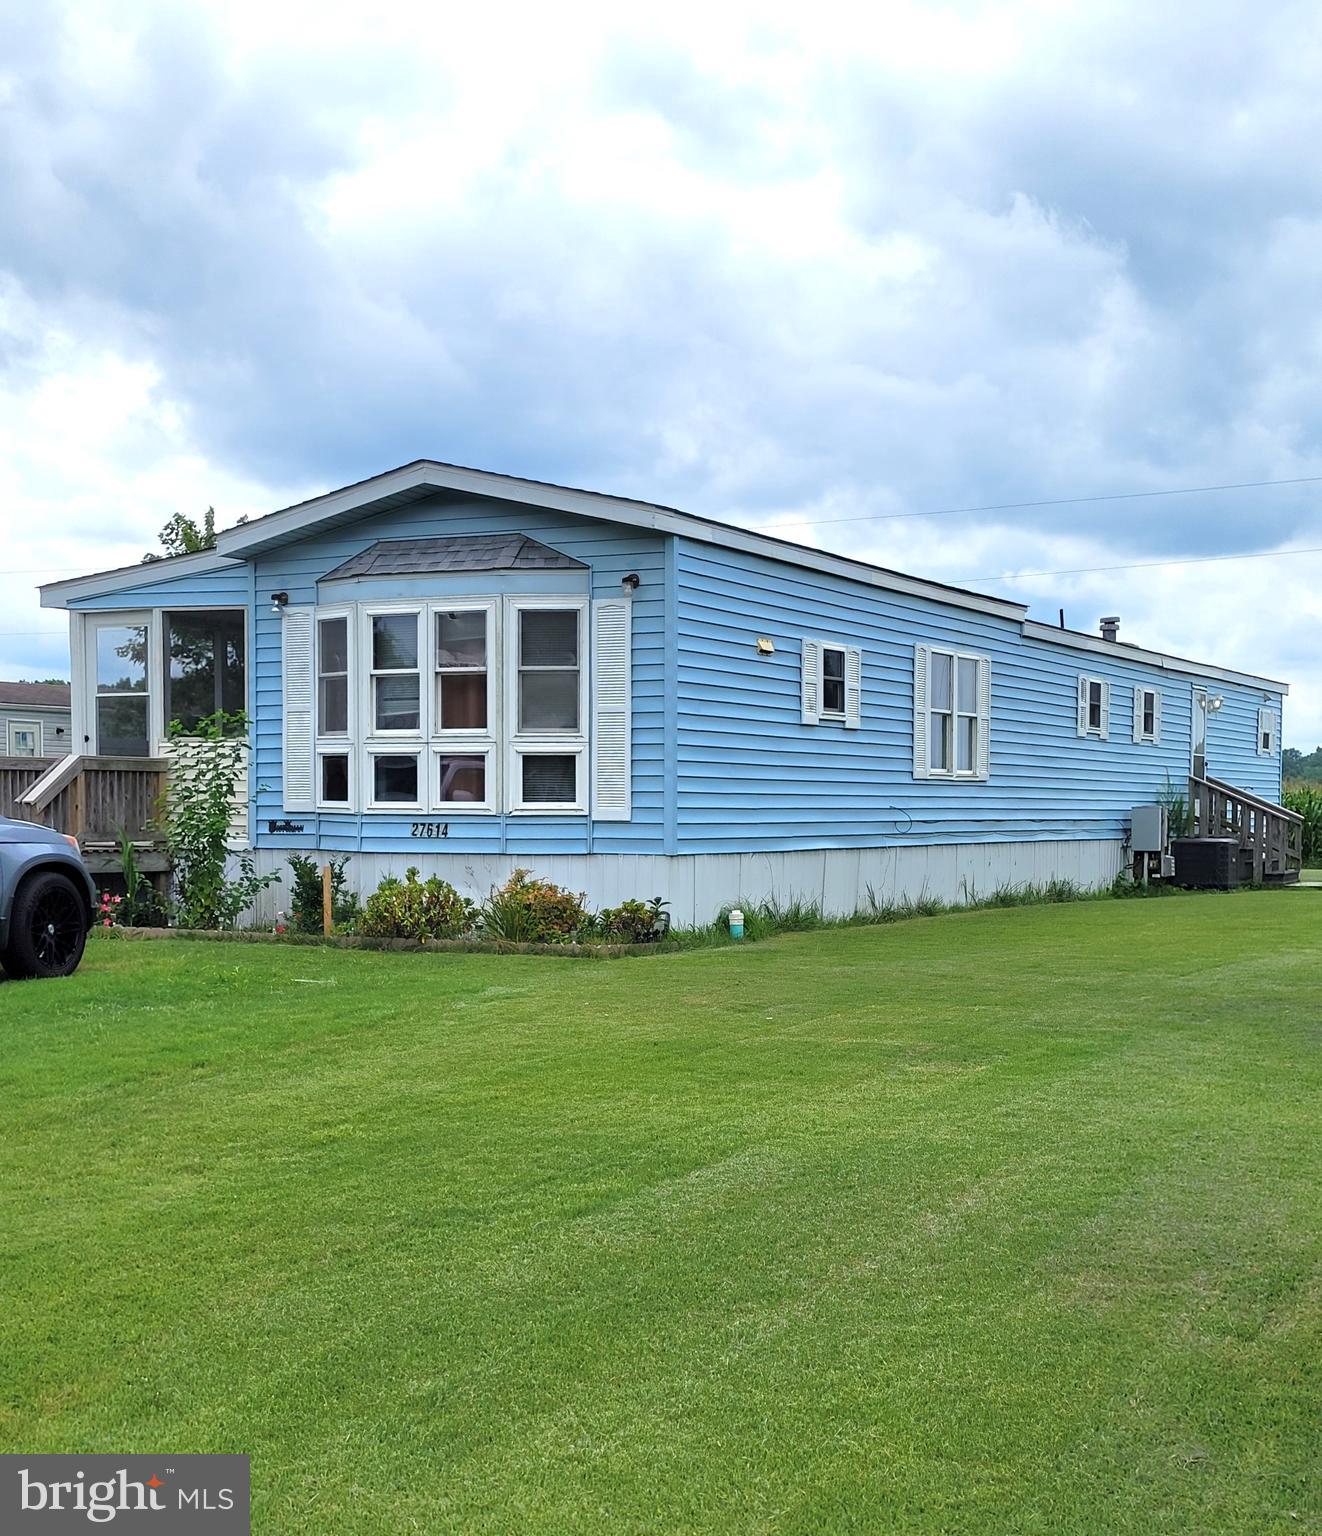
[431,600,498,812]
[315,745,355,811]
[1133,685,1161,745]
[1077,675,1110,740]
[509,744,588,814]
[505,595,589,815]
[801,637,862,728]
[307,596,595,815]
[430,743,497,814]
[913,644,991,781]
[819,642,847,720]
[363,604,424,739]
[315,606,357,809]
[1258,705,1278,756]
[364,743,425,812]
[7,720,42,756]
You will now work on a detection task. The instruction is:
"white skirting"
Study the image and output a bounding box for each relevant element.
[247,840,1127,927]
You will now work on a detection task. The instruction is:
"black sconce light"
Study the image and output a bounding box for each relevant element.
[621,572,641,593]
[270,591,289,615]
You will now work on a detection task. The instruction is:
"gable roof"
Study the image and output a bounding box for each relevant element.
[209,459,1029,622]
[322,533,587,581]
[0,680,71,710]
[34,459,1289,692]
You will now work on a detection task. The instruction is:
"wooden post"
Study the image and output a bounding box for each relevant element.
[322,864,333,936]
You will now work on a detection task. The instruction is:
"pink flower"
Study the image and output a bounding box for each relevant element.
[103,919,112,928]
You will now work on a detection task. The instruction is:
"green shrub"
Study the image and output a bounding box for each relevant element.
[286,854,360,934]
[480,869,589,943]
[359,868,476,940]
[1283,780,1322,864]
[594,897,670,943]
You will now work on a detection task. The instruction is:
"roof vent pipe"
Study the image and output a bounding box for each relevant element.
[1100,616,1120,643]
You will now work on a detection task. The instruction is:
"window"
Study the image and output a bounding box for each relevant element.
[92,620,151,756]
[162,610,245,732]
[7,721,41,756]
[290,595,600,815]
[517,608,580,731]
[318,616,350,735]
[368,749,421,808]
[821,646,846,717]
[435,609,489,730]
[319,751,351,806]
[913,645,990,779]
[370,612,421,732]
[1258,706,1278,755]
[508,600,587,812]
[1077,675,1110,739]
[1133,686,1161,744]
[801,639,862,727]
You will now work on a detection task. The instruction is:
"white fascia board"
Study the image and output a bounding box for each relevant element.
[1021,620,1289,694]
[39,550,241,609]
[214,460,1028,622]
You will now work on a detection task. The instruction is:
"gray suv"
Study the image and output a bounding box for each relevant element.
[0,816,97,980]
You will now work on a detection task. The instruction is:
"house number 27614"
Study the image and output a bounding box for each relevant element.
[410,822,449,838]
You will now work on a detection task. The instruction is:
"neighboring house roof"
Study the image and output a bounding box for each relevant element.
[322,533,588,581]
[36,459,1289,692]
[0,680,71,710]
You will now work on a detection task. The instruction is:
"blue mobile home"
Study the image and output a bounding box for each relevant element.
[36,462,1292,922]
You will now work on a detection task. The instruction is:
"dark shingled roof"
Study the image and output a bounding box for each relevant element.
[322,534,587,581]
[0,680,71,709]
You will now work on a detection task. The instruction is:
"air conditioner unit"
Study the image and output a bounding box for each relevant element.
[1161,854,1176,879]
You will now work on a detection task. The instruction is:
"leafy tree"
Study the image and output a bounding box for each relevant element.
[1284,746,1322,783]
[143,507,216,562]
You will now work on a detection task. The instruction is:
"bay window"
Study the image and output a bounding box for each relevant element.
[306,596,591,813]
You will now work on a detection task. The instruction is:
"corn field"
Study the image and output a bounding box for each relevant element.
[1283,781,1322,865]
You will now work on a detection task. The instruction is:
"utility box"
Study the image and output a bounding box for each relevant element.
[1131,804,1168,853]
[1172,837,1240,889]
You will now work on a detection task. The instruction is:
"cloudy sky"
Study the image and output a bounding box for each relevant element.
[3,0,1322,741]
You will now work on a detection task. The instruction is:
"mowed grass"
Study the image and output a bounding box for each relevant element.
[1,897,1319,1534]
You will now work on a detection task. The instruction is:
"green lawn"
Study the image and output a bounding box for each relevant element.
[2,897,1319,1534]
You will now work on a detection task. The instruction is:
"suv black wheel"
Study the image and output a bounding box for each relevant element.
[3,871,90,979]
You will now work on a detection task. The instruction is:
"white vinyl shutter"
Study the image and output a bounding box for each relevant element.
[1133,686,1144,743]
[801,639,821,724]
[1152,690,1162,744]
[1100,680,1111,741]
[591,597,632,820]
[975,656,992,779]
[913,644,930,778]
[282,605,315,812]
[1076,675,1089,736]
[844,646,862,729]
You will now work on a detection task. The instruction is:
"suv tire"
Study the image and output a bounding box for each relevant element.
[3,871,90,979]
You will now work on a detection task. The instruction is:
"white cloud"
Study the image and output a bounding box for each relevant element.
[2,0,1322,744]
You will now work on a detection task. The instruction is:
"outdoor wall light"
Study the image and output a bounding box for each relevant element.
[1208,695,1224,712]
[270,591,289,614]
[621,572,641,593]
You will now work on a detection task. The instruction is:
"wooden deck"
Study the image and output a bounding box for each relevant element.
[1189,775,1303,883]
[4,754,171,874]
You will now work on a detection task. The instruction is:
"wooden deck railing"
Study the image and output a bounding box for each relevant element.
[0,756,58,821]
[1189,775,1303,882]
[15,753,169,844]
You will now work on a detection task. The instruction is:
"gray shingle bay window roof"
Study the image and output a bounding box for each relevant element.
[321,533,588,581]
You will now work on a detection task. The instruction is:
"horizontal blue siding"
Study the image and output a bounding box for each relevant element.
[251,494,666,857]
[672,539,1285,853]
[71,564,250,610]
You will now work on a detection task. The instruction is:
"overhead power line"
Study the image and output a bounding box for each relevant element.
[753,472,1322,529]
[959,543,1322,584]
